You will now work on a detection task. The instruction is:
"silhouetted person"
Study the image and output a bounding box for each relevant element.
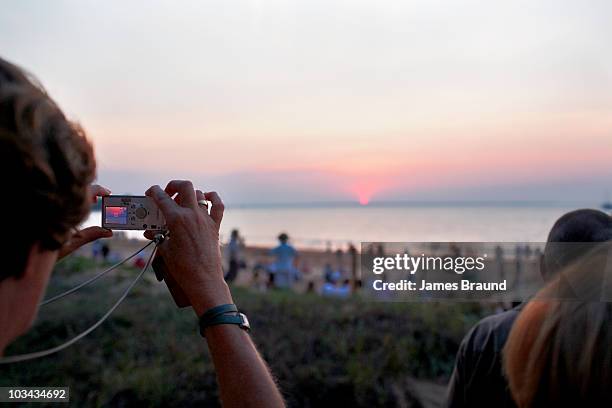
[446,209,612,408]
[269,233,299,289]
[101,242,110,262]
[321,274,350,298]
[225,229,242,283]
[335,248,344,265]
[523,244,532,259]
[348,243,358,291]
[513,245,522,289]
[321,272,337,297]
[307,281,317,294]
[495,245,505,281]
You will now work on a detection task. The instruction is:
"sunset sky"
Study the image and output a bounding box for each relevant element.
[2,0,612,204]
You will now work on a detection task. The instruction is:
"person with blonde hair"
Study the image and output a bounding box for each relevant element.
[503,242,612,407]
[446,209,612,408]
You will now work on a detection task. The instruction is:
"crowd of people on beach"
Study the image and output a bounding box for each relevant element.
[220,229,361,297]
[219,230,548,301]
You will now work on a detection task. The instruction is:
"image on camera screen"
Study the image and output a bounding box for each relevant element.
[105,206,128,225]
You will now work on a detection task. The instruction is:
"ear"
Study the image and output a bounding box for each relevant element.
[23,243,58,281]
[19,243,58,311]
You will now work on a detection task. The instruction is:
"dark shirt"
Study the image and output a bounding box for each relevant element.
[445,305,523,408]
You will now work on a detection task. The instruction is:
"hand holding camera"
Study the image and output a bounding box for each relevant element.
[100,181,231,314]
[143,181,232,316]
[58,185,113,260]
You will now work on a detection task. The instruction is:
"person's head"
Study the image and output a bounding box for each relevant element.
[0,57,95,348]
[278,233,289,244]
[541,209,612,280]
[503,243,612,407]
[231,229,239,239]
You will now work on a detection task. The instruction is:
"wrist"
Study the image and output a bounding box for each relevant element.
[189,279,233,316]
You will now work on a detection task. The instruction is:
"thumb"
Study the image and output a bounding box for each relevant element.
[76,226,113,243]
[58,227,113,259]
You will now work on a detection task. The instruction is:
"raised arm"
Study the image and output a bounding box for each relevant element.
[146,181,284,408]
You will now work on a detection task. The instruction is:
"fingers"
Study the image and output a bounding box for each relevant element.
[195,189,213,217]
[164,180,198,209]
[143,229,169,245]
[143,230,157,241]
[77,226,114,242]
[90,184,111,203]
[148,182,221,226]
[204,191,224,226]
[91,184,111,196]
[146,185,179,219]
[58,227,113,259]
[195,189,207,206]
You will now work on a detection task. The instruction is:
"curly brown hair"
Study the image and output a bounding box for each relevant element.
[0,57,96,281]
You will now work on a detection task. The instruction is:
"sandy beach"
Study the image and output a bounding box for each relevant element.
[75,235,350,293]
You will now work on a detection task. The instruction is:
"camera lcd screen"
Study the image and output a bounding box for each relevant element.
[105,206,128,225]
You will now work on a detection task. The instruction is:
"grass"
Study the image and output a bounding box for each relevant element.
[1,258,488,407]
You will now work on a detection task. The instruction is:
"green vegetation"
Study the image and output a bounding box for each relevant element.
[1,258,487,407]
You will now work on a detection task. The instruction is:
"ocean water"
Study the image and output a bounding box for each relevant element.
[84,202,603,249]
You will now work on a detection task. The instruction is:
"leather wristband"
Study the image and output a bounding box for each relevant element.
[199,304,238,321]
[198,304,250,337]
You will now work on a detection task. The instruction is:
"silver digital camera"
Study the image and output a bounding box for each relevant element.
[101,195,166,231]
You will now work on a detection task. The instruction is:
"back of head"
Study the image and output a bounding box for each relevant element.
[542,209,612,280]
[547,209,612,243]
[0,57,96,281]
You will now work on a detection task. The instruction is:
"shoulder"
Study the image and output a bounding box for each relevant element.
[282,243,296,252]
[461,306,522,356]
[447,306,523,407]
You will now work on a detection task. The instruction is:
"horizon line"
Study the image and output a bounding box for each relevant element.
[225,199,602,209]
